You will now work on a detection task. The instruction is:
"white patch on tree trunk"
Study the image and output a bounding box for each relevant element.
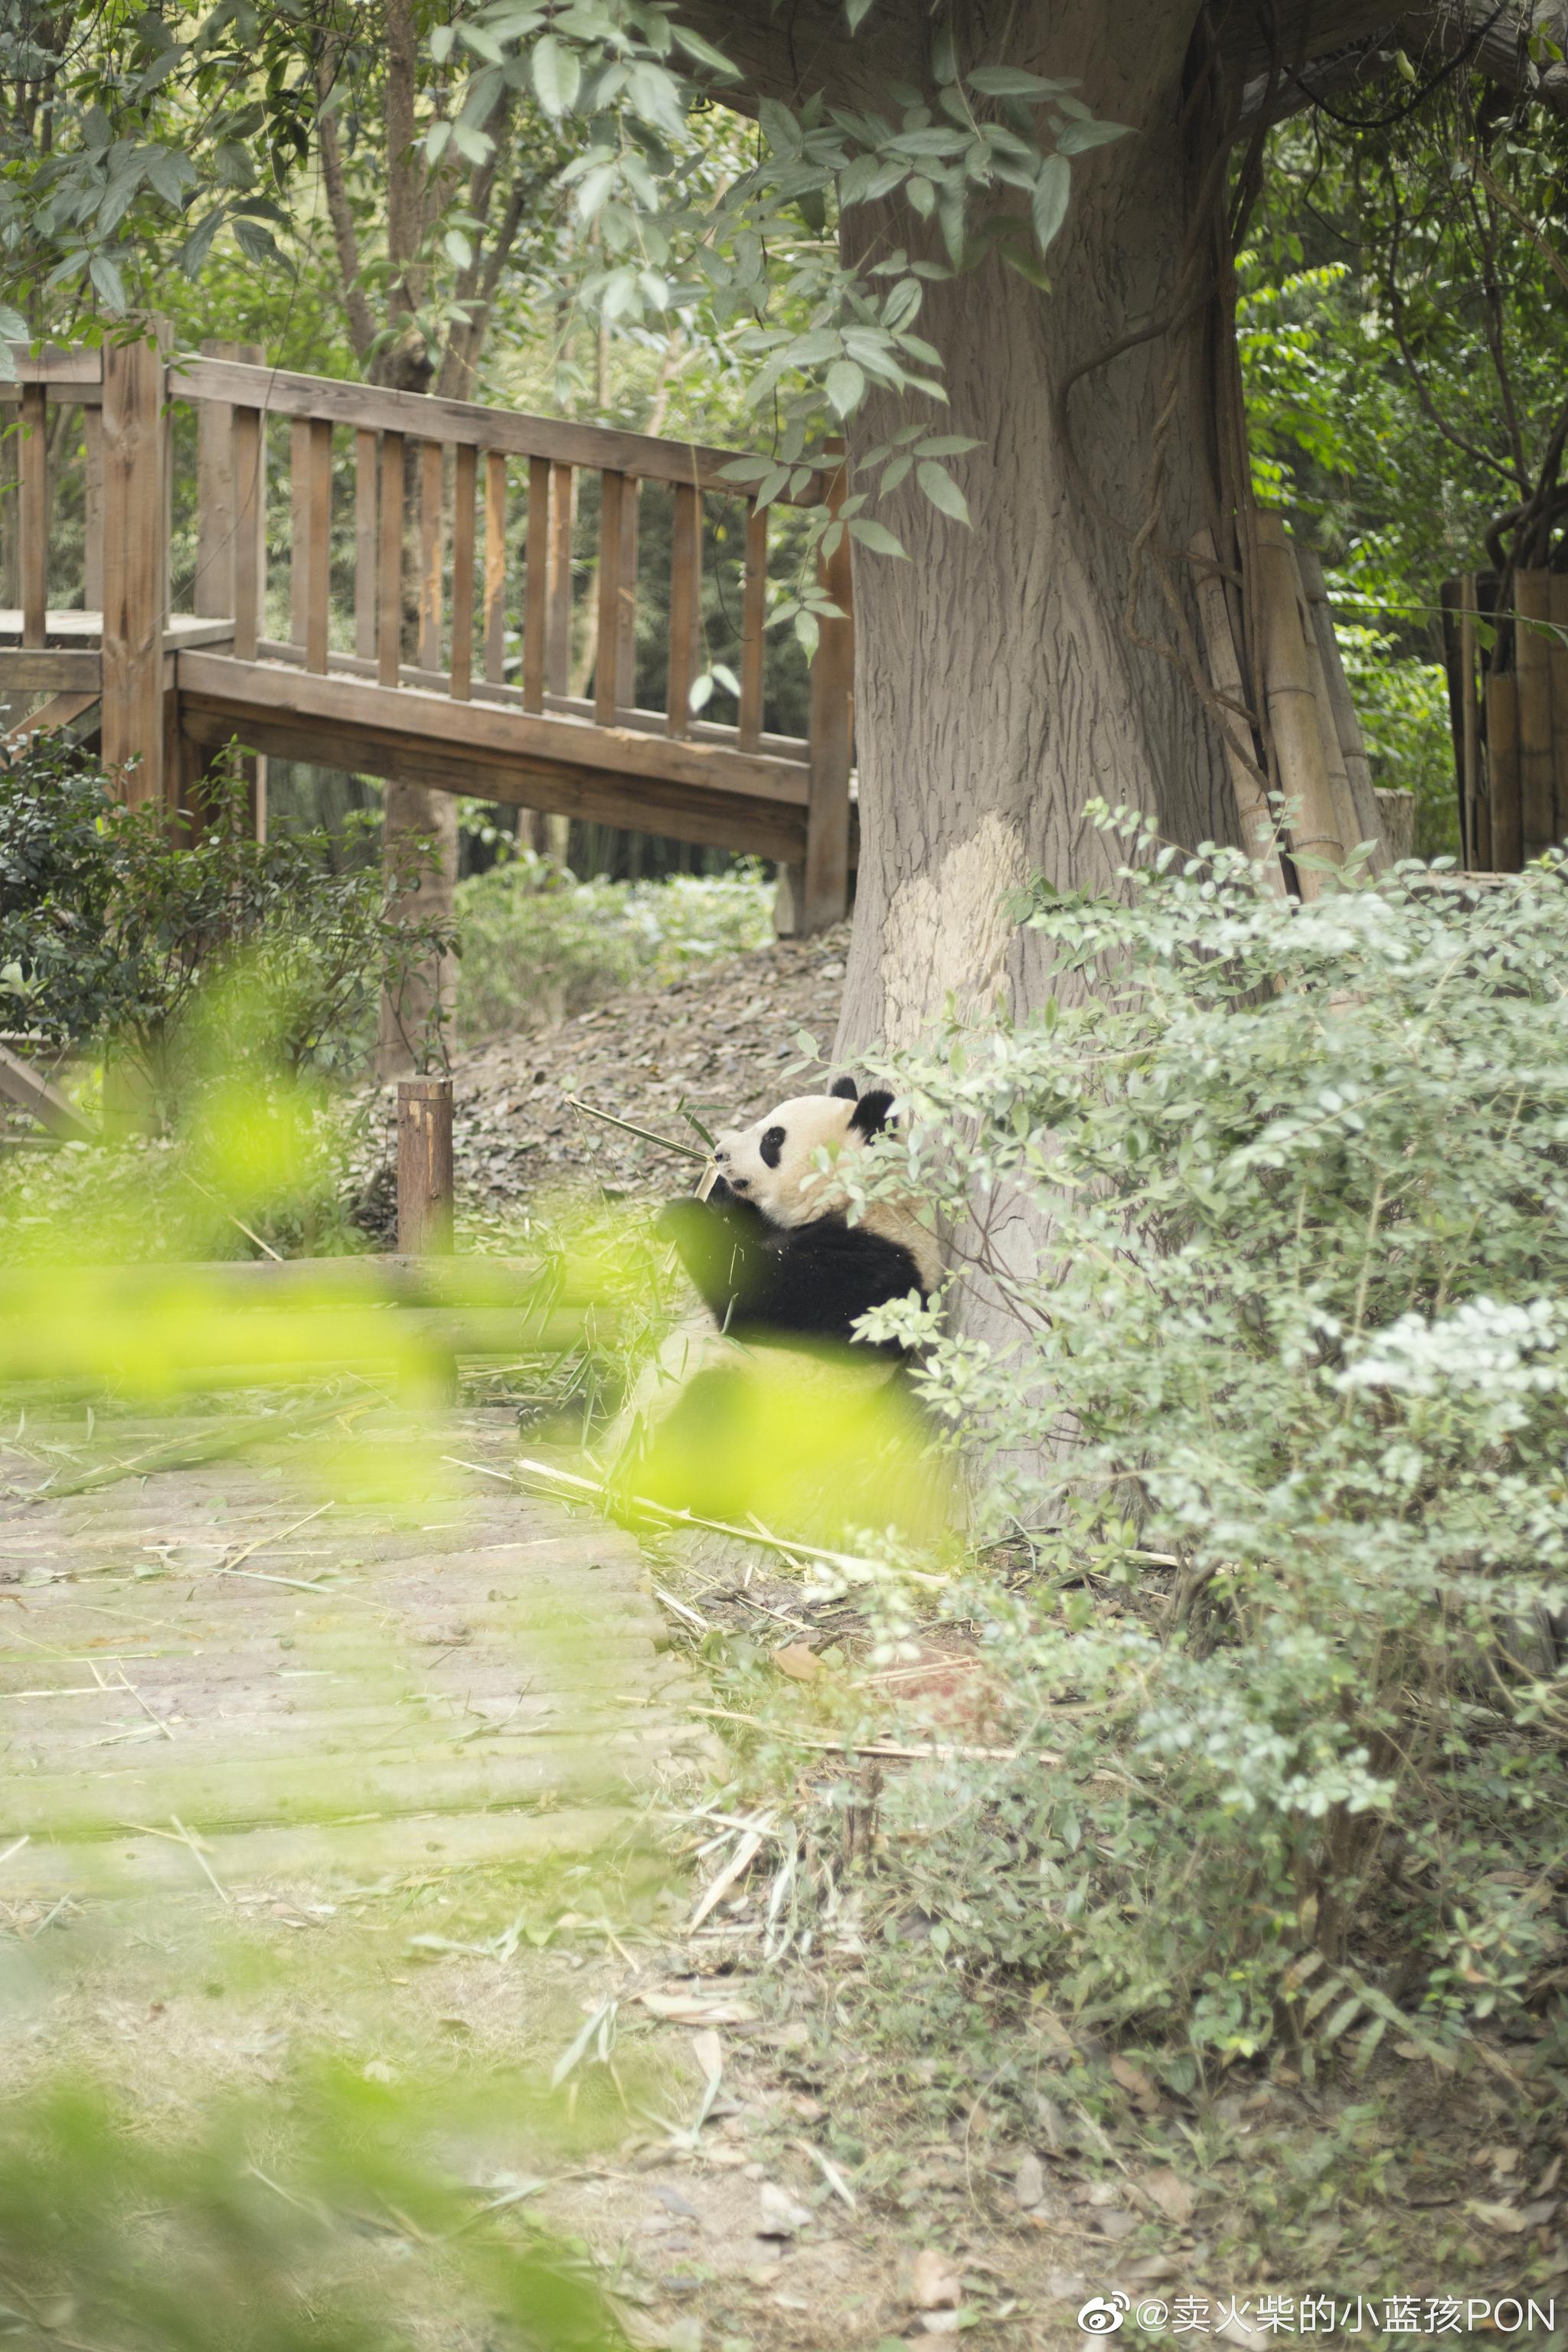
[878,810,1030,1047]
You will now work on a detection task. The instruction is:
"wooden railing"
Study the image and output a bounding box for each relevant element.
[0,332,854,926]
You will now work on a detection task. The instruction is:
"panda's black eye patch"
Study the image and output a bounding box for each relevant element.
[760,1125,786,1168]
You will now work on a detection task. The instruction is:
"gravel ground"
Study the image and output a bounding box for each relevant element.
[359,922,853,1230]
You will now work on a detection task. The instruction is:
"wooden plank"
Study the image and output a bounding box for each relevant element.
[522,455,549,713]
[1488,668,1521,871]
[1551,572,1568,853]
[354,428,377,662]
[0,649,102,691]
[18,382,46,646]
[1460,573,1483,868]
[289,413,311,647]
[617,477,639,708]
[450,442,476,701]
[1295,542,1385,871]
[179,697,813,864]
[594,469,626,727]
[302,417,333,675]
[802,459,853,930]
[398,1078,455,1253]
[230,407,263,662]
[483,451,507,687]
[165,354,833,502]
[1517,569,1556,859]
[194,347,236,620]
[378,430,403,689]
[99,334,165,808]
[1,688,100,756]
[1191,528,1286,893]
[666,480,701,739]
[1255,514,1340,896]
[82,405,103,612]
[419,439,443,674]
[176,651,809,805]
[2,343,102,386]
[546,459,575,696]
[738,501,768,753]
[0,1040,96,1140]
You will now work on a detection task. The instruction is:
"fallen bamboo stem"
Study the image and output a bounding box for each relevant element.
[562,1096,708,1162]
[686,1702,1061,1766]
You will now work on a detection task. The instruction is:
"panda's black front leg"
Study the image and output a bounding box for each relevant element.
[657,1186,775,1331]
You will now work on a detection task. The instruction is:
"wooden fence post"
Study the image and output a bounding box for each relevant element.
[191,339,266,835]
[100,332,165,808]
[397,1077,454,1256]
[799,440,853,932]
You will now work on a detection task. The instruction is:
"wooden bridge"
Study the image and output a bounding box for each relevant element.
[0,333,854,928]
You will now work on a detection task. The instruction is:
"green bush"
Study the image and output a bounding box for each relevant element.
[1336,623,1457,860]
[844,810,1568,2063]
[454,853,774,1042]
[0,743,451,1102]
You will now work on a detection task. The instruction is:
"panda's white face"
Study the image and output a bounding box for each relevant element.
[712,1090,871,1228]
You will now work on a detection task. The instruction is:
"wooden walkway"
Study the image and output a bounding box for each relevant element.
[0,335,854,927]
[0,1405,697,1900]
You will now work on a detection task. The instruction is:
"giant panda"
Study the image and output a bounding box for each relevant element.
[657,1075,941,1352]
[604,1076,946,1544]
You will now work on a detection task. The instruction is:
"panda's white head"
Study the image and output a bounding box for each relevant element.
[711,1076,893,1230]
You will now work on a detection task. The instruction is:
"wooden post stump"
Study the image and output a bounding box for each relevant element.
[397,1078,454,1256]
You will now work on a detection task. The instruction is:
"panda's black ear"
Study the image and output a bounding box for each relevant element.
[850,1088,894,1138]
[828,1074,858,1100]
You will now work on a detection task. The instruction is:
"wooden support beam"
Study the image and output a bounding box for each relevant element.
[289,414,311,648]
[302,418,333,675]
[398,1077,454,1256]
[801,450,852,930]
[377,431,403,689]
[450,443,476,701]
[594,469,626,728]
[546,459,575,697]
[83,406,103,613]
[665,480,701,740]
[231,407,263,664]
[354,428,377,662]
[523,456,549,713]
[483,452,507,688]
[738,502,768,754]
[419,439,444,674]
[0,1040,96,1141]
[0,650,101,691]
[193,339,265,622]
[616,478,639,709]
[18,382,46,648]
[100,333,165,808]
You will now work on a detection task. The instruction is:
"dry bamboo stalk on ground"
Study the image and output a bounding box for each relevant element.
[1190,528,1287,893]
[1255,514,1343,894]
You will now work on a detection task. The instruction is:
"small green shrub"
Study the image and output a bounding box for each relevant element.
[455,854,773,1042]
[0,743,451,1102]
[841,811,1568,2063]
[1336,624,1456,859]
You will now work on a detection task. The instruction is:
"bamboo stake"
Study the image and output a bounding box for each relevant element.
[1289,544,1364,865]
[1460,573,1485,868]
[1191,529,1286,893]
[1488,668,1522,871]
[1294,543,1387,872]
[1255,514,1342,895]
[1516,569,1555,859]
[1549,572,1568,854]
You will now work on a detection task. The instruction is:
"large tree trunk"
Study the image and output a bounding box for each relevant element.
[831,2,1233,1057]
